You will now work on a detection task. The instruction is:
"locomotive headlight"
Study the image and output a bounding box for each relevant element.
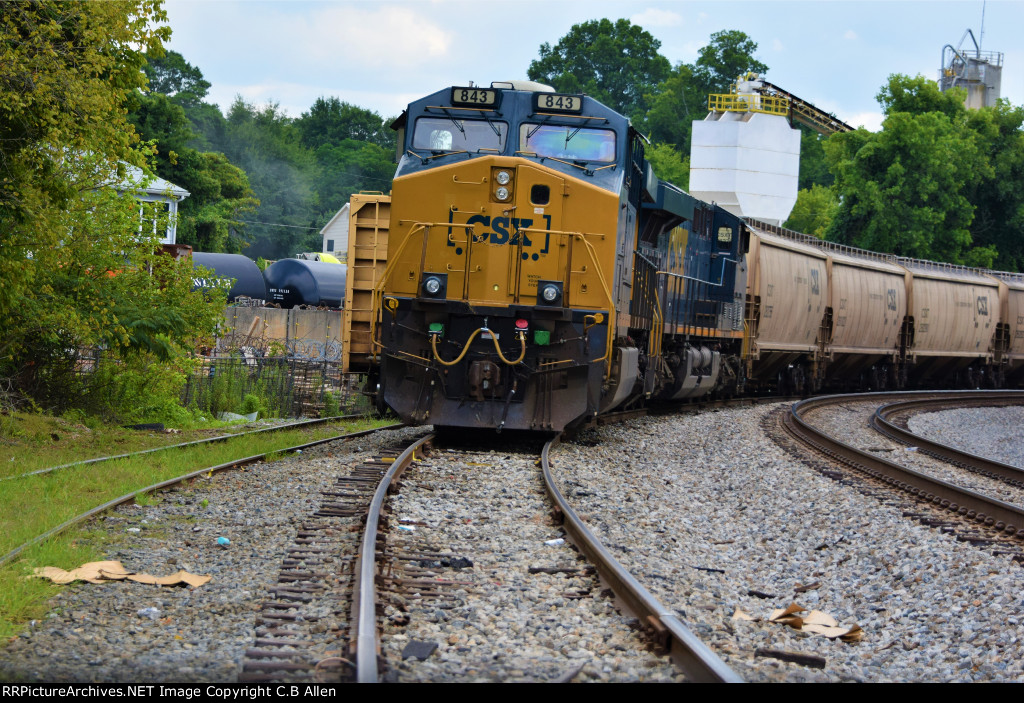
[421,273,447,298]
[495,170,511,185]
[495,186,510,201]
[538,281,562,306]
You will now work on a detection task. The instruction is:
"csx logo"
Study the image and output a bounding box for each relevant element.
[977,296,988,316]
[448,213,552,260]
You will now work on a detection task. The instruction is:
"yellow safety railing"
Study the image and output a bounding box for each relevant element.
[707,92,789,116]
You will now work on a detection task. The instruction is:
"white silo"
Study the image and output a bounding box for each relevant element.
[688,75,801,226]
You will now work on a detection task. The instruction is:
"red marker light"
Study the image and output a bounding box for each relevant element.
[515,318,529,330]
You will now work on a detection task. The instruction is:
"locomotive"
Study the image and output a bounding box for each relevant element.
[361,80,1024,433]
[371,81,748,431]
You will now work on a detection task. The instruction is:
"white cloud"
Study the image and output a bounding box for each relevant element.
[280,5,453,69]
[845,111,884,132]
[630,8,683,28]
[844,30,858,40]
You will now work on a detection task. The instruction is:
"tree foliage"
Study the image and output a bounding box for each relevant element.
[0,2,227,415]
[297,97,395,152]
[129,53,259,253]
[823,73,1024,267]
[0,1,168,319]
[528,18,670,121]
[785,184,838,238]
[645,143,690,191]
[692,30,769,94]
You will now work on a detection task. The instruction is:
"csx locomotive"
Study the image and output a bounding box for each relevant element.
[371,81,748,431]
[364,81,1024,433]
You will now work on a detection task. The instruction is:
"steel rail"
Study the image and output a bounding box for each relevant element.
[787,392,1024,537]
[871,393,1024,487]
[540,435,742,683]
[354,433,434,683]
[0,424,403,568]
[4,414,374,483]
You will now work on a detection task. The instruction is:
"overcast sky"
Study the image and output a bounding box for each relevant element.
[162,0,1024,132]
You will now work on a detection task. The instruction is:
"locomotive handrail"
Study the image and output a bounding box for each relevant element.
[657,254,740,288]
[520,226,617,374]
[370,221,476,352]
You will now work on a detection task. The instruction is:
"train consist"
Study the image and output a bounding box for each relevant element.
[187,82,1024,432]
[348,80,1024,433]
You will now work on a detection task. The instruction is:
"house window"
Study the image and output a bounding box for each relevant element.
[139,200,170,239]
[326,239,335,252]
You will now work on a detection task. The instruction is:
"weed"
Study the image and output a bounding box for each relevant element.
[199,498,208,509]
[134,491,160,507]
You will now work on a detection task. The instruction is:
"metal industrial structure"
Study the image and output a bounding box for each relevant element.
[940,29,1003,110]
[689,74,853,227]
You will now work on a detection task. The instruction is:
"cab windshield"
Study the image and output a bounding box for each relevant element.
[412,117,507,152]
[519,124,617,162]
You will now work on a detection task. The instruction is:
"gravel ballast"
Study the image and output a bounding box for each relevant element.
[553,404,1024,682]
[3,402,1023,682]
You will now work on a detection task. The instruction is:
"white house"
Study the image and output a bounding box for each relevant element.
[320,203,349,263]
[118,165,190,245]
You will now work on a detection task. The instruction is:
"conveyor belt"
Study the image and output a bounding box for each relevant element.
[757,81,853,135]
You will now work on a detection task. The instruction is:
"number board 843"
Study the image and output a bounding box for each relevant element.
[450,87,499,107]
[533,93,584,114]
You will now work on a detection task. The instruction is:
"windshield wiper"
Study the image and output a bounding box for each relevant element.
[439,108,466,136]
[563,126,583,146]
[407,148,468,165]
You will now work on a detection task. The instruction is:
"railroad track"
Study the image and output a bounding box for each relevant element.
[776,391,1024,561]
[239,434,430,682]
[0,418,402,567]
[359,432,740,683]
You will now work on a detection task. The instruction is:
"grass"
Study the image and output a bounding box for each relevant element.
[0,411,270,479]
[0,413,393,640]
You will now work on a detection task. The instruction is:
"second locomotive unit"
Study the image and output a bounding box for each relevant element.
[373,81,746,431]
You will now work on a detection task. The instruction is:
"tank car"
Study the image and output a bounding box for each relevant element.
[263,258,347,309]
[371,81,747,431]
[191,252,267,303]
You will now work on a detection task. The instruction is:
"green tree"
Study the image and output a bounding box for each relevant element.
[129,56,258,253]
[528,18,670,121]
[824,111,993,265]
[311,139,395,220]
[876,74,966,120]
[644,63,699,153]
[962,100,1024,271]
[785,184,838,238]
[798,127,834,190]
[823,73,1024,268]
[0,1,228,413]
[645,30,767,155]
[0,1,168,320]
[220,99,321,258]
[692,30,769,95]
[296,97,395,152]
[143,49,211,109]
[645,143,689,190]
